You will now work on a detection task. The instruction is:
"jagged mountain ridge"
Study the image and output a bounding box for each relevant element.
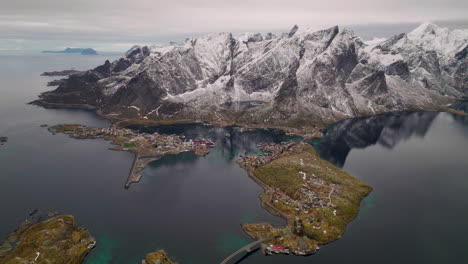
[35,23,468,126]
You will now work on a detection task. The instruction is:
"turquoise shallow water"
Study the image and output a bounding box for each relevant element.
[0,54,467,264]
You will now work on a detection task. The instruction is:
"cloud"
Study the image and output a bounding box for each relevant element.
[0,0,467,51]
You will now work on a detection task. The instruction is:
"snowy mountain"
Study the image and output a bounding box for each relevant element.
[34,23,468,126]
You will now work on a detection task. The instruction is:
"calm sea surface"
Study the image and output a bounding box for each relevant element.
[0,54,467,264]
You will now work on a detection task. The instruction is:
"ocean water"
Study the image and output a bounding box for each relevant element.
[0,51,467,264]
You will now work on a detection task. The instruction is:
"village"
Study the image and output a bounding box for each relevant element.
[238,141,371,257]
[48,124,214,155]
[239,142,338,215]
[47,124,215,187]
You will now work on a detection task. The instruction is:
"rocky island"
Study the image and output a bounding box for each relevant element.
[238,142,372,255]
[0,214,96,264]
[42,48,98,56]
[48,124,214,187]
[0,212,179,264]
[142,250,176,264]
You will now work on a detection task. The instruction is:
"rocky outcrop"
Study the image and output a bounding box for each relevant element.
[142,250,175,264]
[0,214,96,264]
[34,23,467,126]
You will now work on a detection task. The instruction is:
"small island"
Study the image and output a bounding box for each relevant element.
[0,136,7,146]
[1,213,178,264]
[0,214,96,264]
[42,48,98,56]
[142,250,176,264]
[47,124,214,188]
[238,142,372,255]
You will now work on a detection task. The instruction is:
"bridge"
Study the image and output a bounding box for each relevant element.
[219,238,269,264]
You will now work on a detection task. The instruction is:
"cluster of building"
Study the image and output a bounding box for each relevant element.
[51,124,215,156]
[127,132,186,149]
[284,125,323,139]
[239,141,296,169]
[239,141,338,222]
[266,244,290,255]
[267,177,337,217]
[55,125,137,139]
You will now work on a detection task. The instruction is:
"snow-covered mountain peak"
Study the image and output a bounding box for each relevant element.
[125,45,143,56]
[406,23,468,57]
[294,25,339,37]
[37,23,467,125]
[408,22,440,37]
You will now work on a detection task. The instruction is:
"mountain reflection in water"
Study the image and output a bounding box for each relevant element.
[314,112,441,167]
[128,124,291,160]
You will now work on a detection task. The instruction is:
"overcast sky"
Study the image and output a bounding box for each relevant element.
[1,0,467,52]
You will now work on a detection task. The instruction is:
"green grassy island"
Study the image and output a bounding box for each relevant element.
[142,250,176,264]
[0,215,96,264]
[238,142,372,255]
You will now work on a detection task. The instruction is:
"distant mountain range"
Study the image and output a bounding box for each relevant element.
[42,48,98,55]
[34,23,467,127]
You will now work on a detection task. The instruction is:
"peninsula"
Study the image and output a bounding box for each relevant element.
[47,124,213,187]
[238,142,372,255]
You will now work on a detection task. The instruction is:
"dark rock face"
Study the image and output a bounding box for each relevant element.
[109,71,167,112]
[288,25,299,38]
[385,60,410,79]
[41,70,83,76]
[33,23,467,125]
[265,32,276,40]
[455,45,467,60]
[373,33,405,53]
[354,71,388,97]
[94,60,112,77]
[112,58,133,72]
[247,33,264,42]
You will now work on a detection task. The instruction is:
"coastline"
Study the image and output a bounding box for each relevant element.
[30,99,467,260]
[31,96,466,140]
